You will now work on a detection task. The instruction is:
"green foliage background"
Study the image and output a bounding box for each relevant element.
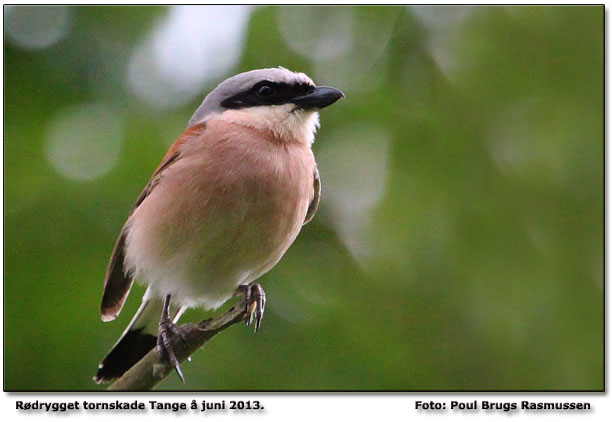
[3,5,603,391]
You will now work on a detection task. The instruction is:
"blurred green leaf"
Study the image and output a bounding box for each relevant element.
[3,5,603,390]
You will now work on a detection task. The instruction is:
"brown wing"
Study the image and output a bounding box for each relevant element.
[100,123,206,321]
[304,166,321,225]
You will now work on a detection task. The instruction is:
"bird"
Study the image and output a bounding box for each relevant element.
[94,67,344,384]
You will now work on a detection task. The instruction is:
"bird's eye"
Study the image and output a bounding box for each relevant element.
[257,84,274,98]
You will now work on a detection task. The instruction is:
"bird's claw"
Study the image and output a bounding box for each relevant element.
[157,318,188,383]
[239,283,266,332]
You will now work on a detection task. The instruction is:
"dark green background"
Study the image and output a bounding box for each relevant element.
[4,5,603,391]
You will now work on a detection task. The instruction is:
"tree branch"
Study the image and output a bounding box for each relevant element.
[106,298,248,391]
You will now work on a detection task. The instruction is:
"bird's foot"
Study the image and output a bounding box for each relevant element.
[157,318,188,382]
[237,283,266,332]
[158,296,188,383]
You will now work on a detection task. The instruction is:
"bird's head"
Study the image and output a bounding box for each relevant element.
[189,67,344,145]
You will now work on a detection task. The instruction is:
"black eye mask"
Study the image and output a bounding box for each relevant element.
[220,81,315,109]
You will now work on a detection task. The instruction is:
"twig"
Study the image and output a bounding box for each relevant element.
[106,298,248,391]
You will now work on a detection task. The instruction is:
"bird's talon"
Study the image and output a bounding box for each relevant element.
[157,324,185,382]
[157,295,186,382]
[239,283,266,332]
[174,363,185,383]
[246,301,257,325]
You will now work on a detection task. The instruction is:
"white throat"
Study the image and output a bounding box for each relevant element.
[212,104,320,145]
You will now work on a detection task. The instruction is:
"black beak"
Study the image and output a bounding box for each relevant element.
[293,86,344,110]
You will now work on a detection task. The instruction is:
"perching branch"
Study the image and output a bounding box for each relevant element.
[106,298,248,391]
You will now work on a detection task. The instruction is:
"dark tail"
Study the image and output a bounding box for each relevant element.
[94,291,184,383]
[94,327,157,383]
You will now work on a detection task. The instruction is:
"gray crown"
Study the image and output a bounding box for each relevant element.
[188,67,315,127]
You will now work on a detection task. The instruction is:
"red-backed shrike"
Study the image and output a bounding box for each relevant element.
[94,68,343,383]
